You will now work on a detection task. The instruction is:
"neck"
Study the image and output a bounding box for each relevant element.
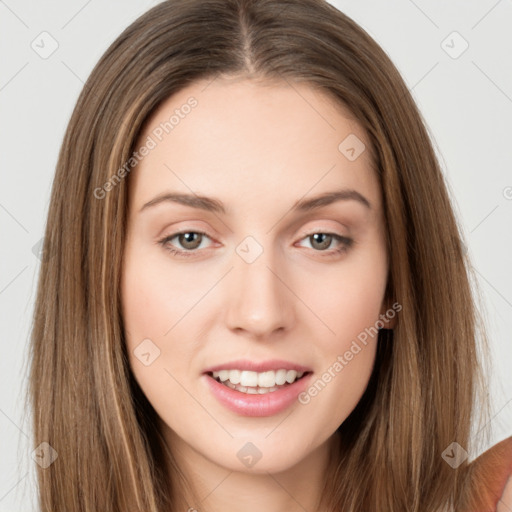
[163,427,341,512]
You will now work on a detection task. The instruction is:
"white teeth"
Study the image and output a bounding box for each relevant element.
[258,370,275,387]
[218,370,230,382]
[240,370,259,387]
[211,368,307,388]
[285,370,298,383]
[229,369,241,384]
[257,386,278,394]
[275,369,287,385]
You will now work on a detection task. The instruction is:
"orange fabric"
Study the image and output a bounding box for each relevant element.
[459,436,512,512]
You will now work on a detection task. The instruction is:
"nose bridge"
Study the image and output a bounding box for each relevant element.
[224,237,295,336]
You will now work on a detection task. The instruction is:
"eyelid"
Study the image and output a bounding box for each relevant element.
[297,225,349,238]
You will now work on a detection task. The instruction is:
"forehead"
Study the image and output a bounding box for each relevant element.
[129,76,380,212]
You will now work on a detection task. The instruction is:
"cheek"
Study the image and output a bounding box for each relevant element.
[121,244,203,344]
[121,243,214,393]
[297,242,386,413]
[120,247,204,420]
[306,245,388,347]
[121,267,168,345]
[298,274,383,434]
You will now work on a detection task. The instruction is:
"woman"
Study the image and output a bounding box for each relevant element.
[27,0,511,510]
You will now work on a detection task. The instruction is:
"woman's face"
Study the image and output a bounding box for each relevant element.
[121,76,391,475]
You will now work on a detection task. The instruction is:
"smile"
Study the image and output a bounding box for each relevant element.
[209,369,306,394]
[203,370,313,417]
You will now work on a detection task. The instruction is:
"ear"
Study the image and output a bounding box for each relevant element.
[378,297,398,330]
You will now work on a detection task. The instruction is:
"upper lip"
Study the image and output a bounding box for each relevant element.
[203,359,313,374]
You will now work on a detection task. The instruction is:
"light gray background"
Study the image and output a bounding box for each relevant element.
[1,1,511,510]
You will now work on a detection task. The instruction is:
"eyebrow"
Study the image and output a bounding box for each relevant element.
[139,188,371,214]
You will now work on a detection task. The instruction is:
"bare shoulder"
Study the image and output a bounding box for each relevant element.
[459,436,512,512]
[497,475,512,512]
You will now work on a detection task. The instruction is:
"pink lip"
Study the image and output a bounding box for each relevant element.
[202,359,312,373]
[202,372,313,417]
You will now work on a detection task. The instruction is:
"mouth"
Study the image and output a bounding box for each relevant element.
[201,359,314,416]
[203,368,313,417]
[206,369,312,395]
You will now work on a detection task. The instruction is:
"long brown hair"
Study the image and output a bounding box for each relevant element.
[25,0,493,510]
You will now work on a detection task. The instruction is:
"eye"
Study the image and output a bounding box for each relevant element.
[157,230,354,259]
[297,232,353,256]
[158,230,213,258]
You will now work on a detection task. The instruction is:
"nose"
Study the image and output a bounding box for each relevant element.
[224,247,296,339]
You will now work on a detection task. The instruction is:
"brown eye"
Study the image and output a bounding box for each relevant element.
[158,230,212,257]
[309,233,333,251]
[297,232,353,257]
[177,232,203,250]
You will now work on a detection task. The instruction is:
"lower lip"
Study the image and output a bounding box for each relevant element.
[203,372,313,417]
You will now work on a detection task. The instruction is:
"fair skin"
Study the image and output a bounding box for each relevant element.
[121,76,395,511]
[498,477,512,512]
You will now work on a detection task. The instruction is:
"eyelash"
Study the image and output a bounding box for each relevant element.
[157,230,354,259]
